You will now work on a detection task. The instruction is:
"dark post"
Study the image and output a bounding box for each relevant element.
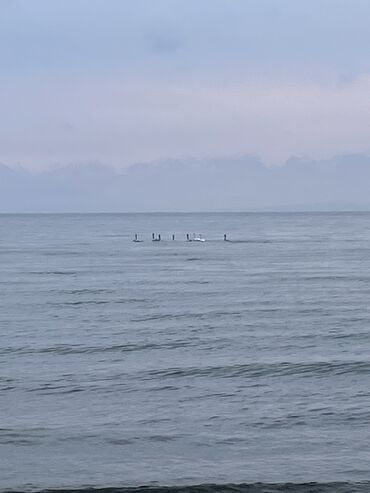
[172,234,175,241]
[158,234,161,241]
[224,234,227,241]
[152,233,155,240]
[186,234,189,241]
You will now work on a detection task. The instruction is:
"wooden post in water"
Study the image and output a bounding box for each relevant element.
[172,234,175,240]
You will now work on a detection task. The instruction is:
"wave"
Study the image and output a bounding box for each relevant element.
[142,360,370,380]
[3,482,370,493]
[0,340,196,356]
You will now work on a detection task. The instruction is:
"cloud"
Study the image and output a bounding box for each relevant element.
[1,1,370,170]
[2,0,370,78]
[145,24,185,55]
[0,75,370,169]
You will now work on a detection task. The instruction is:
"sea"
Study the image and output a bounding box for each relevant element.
[2,212,370,493]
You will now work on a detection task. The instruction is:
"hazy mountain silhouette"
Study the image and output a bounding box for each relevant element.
[1,154,370,212]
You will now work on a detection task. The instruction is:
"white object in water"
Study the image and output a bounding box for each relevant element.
[192,234,205,242]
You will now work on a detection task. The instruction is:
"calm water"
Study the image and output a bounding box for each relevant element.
[2,213,370,492]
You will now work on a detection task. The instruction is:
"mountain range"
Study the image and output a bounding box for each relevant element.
[1,154,370,212]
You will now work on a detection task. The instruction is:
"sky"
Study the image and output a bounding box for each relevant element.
[1,0,370,170]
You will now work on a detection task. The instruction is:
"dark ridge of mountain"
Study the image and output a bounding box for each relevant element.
[0,162,21,178]
[1,154,370,212]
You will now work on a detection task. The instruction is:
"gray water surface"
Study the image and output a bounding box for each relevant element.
[1,213,370,491]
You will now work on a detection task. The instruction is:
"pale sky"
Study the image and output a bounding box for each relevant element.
[1,0,370,169]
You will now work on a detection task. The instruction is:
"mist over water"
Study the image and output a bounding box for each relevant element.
[2,154,370,212]
[2,213,370,492]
